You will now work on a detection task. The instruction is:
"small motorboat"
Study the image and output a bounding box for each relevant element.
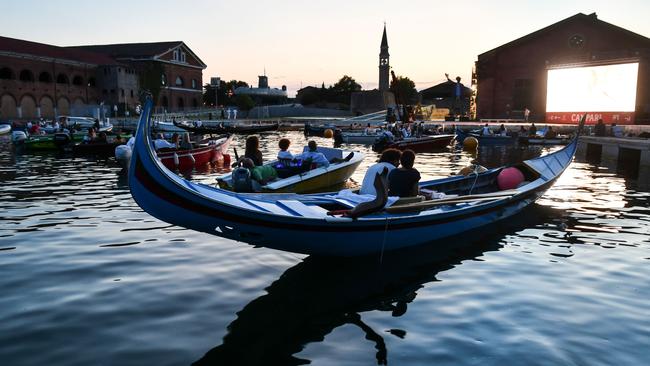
[216,146,364,193]
[0,124,11,135]
[454,128,516,145]
[334,130,381,145]
[128,98,583,257]
[157,135,233,171]
[372,134,455,152]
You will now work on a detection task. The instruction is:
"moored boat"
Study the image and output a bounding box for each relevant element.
[0,124,10,135]
[128,98,584,257]
[335,130,381,145]
[372,134,455,152]
[216,146,364,193]
[174,121,279,135]
[157,135,233,171]
[454,128,516,145]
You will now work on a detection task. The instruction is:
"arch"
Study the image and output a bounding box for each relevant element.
[87,77,96,87]
[175,76,183,87]
[39,95,55,118]
[39,71,53,83]
[19,69,35,82]
[56,73,69,84]
[57,97,70,115]
[192,98,198,108]
[20,95,37,118]
[0,94,17,119]
[161,96,169,109]
[177,97,185,110]
[72,75,84,86]
[0,67,15,80]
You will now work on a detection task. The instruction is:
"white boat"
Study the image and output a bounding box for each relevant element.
[0,124,10,135]
[336,131,380,144]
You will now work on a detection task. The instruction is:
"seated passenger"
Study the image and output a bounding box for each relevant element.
[244,135,264,166]
[154,133,175,150]
[298,141,330,168]
[171,133,180,148]
[97,131,108,143]
[544,126,557,139]
[179,133,193,149]
[364,123,373,135]
[388,149,421,197]
[83,128,96,143]
[481,123,492,136]
[241,157,277,185]
[277,138,294,161]
[360,148,401,196]
[498,124,507,136]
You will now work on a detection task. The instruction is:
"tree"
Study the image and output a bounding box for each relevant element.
[234,94,255,111]
[202,79,249,107]
[390,75,418,104]
[332,75,361,93]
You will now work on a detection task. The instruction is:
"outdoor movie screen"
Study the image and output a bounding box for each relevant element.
[545,62,639,124]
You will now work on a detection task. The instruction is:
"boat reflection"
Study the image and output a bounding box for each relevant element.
[193,205,563,366]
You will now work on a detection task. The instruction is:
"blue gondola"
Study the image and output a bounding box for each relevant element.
[128,98,582,257]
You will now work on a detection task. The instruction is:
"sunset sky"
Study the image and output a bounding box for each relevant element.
[3,0,649,96]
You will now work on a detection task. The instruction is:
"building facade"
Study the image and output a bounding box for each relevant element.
[0,37,206,120]
[475,13,650,123]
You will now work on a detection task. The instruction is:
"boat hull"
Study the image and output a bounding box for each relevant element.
[373,134,455,152]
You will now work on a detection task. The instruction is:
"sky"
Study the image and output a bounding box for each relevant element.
[2,0,649,97]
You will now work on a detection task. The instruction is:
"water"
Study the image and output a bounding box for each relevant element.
[1,131,649,365]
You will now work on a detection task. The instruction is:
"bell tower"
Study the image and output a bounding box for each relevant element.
[378,24,390,91]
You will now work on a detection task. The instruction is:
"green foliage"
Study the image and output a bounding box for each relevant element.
[203,79,249,107]
[390,75,418,104]
[138,62,165,104]
[234,94,255,110]
[332,75,362,93]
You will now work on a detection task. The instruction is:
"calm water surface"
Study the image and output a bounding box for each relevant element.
[1,131,649,365]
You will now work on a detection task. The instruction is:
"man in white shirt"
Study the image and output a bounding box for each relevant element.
[153,133,175,150]
[359,149,402,196]
[297,141,330,167]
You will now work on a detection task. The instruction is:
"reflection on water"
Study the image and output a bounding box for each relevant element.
[0,133,649,365]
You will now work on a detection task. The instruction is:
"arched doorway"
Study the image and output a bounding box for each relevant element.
[56,74,69,85]
[57,97,70,116]
[19,70,35,82]
[0,94,17,119]
[0,67,15,80]
[20,95,37,118]
[39,72,53,83]
[177,97,184,111]
[40,96,54,118]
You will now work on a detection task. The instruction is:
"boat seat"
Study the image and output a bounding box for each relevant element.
[391,195,425,206]
[277,200,328,217]
[248,200,294,216]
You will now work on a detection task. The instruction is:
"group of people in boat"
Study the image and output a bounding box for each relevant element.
[152,132,193,150]
[360,148,421,198]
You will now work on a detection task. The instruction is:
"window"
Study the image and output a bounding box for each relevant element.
[191,79,197,89]
[87,77,96,87]
[39,72,53,83]
[175,76,183,87]
[72,75,84,86]
[56,74,69,84]
[130,90,134,98]
[0,67,15,80]
[161,73,167,86]
[173,50,179,61]
[181,52,186,63]
[19,69,35,82]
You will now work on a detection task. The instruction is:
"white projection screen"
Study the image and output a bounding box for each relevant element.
[546,62,639,124]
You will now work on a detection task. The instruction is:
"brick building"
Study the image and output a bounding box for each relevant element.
[475,13,650,123]
[73,42,206,113]
[0,36,206,120]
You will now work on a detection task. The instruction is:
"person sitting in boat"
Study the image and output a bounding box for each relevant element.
[544,126,557,139]
[97,131,108,144]
[498,124,507,136]
[364,123,373,135]
[83,128,96,143]
[519,126,527,135]
[171,133,180,148]
[360,148,401,196]
[195,119,203,128]
[179,133,193,150]
[277,138,294,161]
[481,123,492,136]
[528,123,537,136]
[93,119,100,132]
[401,124,411,138]
[114,135,124,144]
[245,135,263,166]
[297,140,330,168]
[388,149,421,198]
[241,157,278,187]
[153,133,175,150]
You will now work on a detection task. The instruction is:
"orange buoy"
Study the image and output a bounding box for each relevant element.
[323,129,334,138]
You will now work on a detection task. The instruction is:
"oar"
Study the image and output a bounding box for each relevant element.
[386,190,518,214]
[231,147,240,168]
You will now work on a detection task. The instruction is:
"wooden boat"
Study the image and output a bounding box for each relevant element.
[335,130,381,145]
[216,147,364,193]
[455,129,516,145]
[372,134,455,152]
[129,98,583,257]
[157,135,233,171]
[174,121,279,134]
[64,134,132,155]
[12,131,85,150]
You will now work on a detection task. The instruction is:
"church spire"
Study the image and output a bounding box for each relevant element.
[378,23,390,92]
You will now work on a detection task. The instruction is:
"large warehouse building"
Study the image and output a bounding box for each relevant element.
[475,13,650,124]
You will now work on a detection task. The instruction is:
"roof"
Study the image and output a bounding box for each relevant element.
[0,35,117,65]
[69,41,207,68]
[419,80,472,98]
[380,24,388,49]
[478,12,650,58]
